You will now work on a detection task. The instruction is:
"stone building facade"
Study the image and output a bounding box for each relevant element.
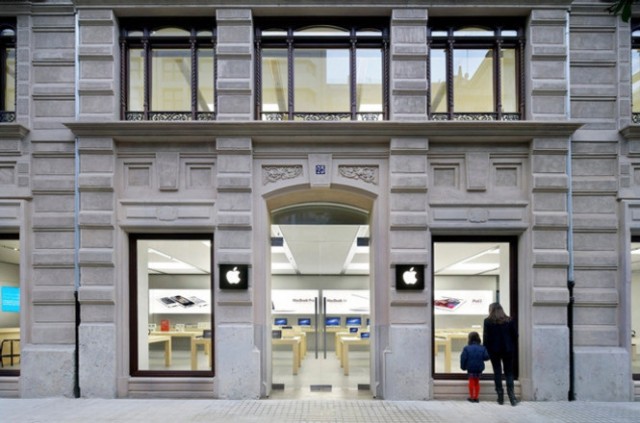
[0,0,637,402]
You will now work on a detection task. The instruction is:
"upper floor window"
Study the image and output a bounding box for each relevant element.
[120,19,216,121]
[428,20,525,121]
[632,23,640,123]
[255,19,389,121]
[0,19,16,123]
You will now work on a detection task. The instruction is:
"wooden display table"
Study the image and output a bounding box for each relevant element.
[190,337,212,370]
[339,336,370,376]
[148,335,172,367]
[272,336,303,375]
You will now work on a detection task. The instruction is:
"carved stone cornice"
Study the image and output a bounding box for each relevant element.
[65,121,583,144]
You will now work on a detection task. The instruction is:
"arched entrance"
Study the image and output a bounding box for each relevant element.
[264,190,377,400]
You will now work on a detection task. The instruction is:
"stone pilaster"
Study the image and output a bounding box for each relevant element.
[20,1,77,398]
[529,137,570,400]
[384,137,430,400]
[215,137,260,399]
[390,9,428,121]
[527,9,569,121]
[215,9,253,121]
[77,137,116,398]
[77,9,119,121]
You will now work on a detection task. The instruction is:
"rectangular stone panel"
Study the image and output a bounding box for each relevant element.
[81,229,114,249]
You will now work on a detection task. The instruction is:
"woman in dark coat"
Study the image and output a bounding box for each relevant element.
[483,302,518,406]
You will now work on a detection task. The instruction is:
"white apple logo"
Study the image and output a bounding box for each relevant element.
[226,267,241,284]
[402,267,418,285]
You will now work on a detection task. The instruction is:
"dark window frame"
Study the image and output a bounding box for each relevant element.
[255,17,390,121]
[0,232,20,377]
[129,233,215,378]
[0,18,16,123]
[431,235,519,381]
[631,20,640,124]
[428,18,525,121]
[119,18,217,121]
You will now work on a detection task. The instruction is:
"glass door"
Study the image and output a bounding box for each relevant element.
[270,222,371,398]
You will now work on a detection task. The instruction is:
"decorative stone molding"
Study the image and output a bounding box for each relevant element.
[263,165,303,185]
[339,165,378,185]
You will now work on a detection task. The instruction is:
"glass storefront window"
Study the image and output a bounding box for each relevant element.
[256,21,388,121]
[130,235,213,376]
[1,22,15,122]
[631,240,640,375]
[151,49,191,112]
[0,235,20,374]
[452,49,494,113]
[433,239,516,377]
[121,19,216,121]
[294,48,350,113]
[428,20,524,120]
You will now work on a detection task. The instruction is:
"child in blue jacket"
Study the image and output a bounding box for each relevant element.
[460,331,489,402]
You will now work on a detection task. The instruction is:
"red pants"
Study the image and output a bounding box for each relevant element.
[468,376,480,400]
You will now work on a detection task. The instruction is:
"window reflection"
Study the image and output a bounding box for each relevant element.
[294,49,349,113]
[430,49,447,114]
[151,49,191,111]
[5,48,15,112]
[262,49,288,114]
[633,49,640,114]
[197,49,215,112]
[453,49,494,113]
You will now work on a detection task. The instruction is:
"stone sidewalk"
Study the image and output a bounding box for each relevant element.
[1,398,640,423]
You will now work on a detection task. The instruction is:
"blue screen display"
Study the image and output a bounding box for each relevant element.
[274,318,288,326]
[298,318,311,326]
[345,317,361,326]
[325,317,341,326]
[360,332,370,339]
[1,287,19,313]
[349,327,359,333]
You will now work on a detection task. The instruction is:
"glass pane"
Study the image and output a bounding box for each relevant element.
[151,27,190,37]
[262,49,289,114]
[501,30,518,38]
[5,48,15,111]
[294,26,348,37]
[632,241,640,374]
[197,49,214,112]
[128,48,145,112]
[633,49,640,114]
[453,49,494,112]
[501,49,517,113]
[151,49,191,111]
[356,49,382,114]
[430,49,447,113]
[0,238,20,372]
[0,28,15,37]
[295,49,350,113]
[453,27,494,37]
[136,239,212,372]
[433,242,510,375]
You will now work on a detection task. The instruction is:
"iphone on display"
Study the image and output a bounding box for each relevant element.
[170,295,196,307]
[189,296,207,307]
[158,297,178,308]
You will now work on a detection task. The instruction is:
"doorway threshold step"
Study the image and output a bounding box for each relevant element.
[310,385,332,392]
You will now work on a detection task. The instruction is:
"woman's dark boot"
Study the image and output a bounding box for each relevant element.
[507,388,517,406]
[496,389,504,405]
